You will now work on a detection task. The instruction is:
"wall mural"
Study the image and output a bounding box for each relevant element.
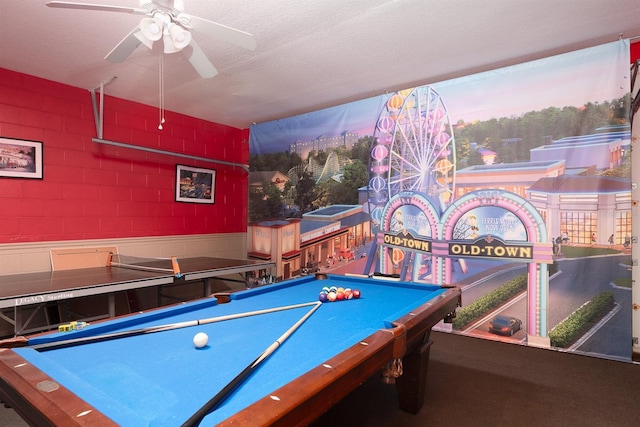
[249,40,632,361]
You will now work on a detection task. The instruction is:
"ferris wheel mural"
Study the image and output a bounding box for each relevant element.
[366,85,457,279]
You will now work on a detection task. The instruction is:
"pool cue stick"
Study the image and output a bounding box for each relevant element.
[181,301,322,427]
[30,301,319,351]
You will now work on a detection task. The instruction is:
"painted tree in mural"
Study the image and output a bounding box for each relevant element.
[294,171,316,213]
[335,160,368,204]
[248,181,283,222]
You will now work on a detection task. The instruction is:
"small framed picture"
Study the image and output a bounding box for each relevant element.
[175,164,216,204]
[0,137,43,179]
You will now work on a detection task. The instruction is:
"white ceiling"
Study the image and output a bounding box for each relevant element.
[2,1,640,130]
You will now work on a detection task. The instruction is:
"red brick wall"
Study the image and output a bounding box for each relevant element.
[0,68,248,243]
[632,39,640,62]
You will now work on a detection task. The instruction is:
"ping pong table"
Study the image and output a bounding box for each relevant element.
[0,256,275,336]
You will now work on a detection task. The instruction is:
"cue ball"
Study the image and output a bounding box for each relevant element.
[193,332,209,348]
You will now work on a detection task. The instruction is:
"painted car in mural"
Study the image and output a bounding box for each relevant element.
[489,315,523,336]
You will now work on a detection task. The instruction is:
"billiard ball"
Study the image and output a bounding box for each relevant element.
[327,291,337,302]
[321,286,330,294]
[193,332,209,348]
[319,292,329,303]
[336,287,344,293]
[352,289,361,299]
[344,290,353,300]
[329,286,338,293]
[336,291,345,301]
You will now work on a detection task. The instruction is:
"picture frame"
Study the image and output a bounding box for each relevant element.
[0,137,43,179]
[175,164,216,204]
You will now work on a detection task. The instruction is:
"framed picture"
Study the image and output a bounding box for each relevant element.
[175,164,216,204]
[0,137,43,179]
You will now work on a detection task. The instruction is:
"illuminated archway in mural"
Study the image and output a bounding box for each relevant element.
[377,191,440,281]
[375,189,553,345]
[441,190,553,345]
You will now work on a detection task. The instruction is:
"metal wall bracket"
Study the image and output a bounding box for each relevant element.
[88,79,249,172]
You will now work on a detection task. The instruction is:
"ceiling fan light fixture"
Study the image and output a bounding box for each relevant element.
[167,23,191,50]
[134,12,165,49]
[139,16,163,41]
[162,33,181,54]
[47,0,255,79]
[134,30,155,49]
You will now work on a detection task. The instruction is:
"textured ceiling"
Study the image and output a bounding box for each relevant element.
[1,1,640,130]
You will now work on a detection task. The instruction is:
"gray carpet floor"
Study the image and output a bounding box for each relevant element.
[314,331,640,426]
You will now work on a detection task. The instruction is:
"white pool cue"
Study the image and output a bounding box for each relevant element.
[31,301,319,351]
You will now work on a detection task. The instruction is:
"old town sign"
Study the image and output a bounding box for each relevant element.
[382,229,431,253]
[449,234,533,260]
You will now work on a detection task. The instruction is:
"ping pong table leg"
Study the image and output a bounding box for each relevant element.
[14,306,22,336]
[13,304,49,336]
[108,294,115,318]
[0,309,17,337]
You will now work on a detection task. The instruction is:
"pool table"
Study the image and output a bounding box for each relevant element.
[0,274,460,426]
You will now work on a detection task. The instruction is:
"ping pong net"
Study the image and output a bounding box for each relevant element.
[107,253,182,278]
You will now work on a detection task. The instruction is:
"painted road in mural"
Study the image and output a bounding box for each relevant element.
[458,255,630,359]
[553,255,631,359]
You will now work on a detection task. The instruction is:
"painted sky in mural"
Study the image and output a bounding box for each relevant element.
[250,40,629,154]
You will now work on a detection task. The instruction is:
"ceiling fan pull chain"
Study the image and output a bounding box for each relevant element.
[158,54,165,130]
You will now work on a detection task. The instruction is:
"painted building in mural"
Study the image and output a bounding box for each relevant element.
[247,205,371,281]
[289,131,360,160]
[530,129,629,169]
[528,175,632,245]
[454,160,566,199]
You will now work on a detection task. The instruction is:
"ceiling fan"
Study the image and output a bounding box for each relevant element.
[46,0,257,78]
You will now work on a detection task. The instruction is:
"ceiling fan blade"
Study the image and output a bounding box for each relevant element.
[46,1,146,14]
[105,28,143,63]
[185,39,218,79]
[188,15,256,51]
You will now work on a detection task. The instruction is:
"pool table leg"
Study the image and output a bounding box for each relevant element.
[395,337,433,414]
